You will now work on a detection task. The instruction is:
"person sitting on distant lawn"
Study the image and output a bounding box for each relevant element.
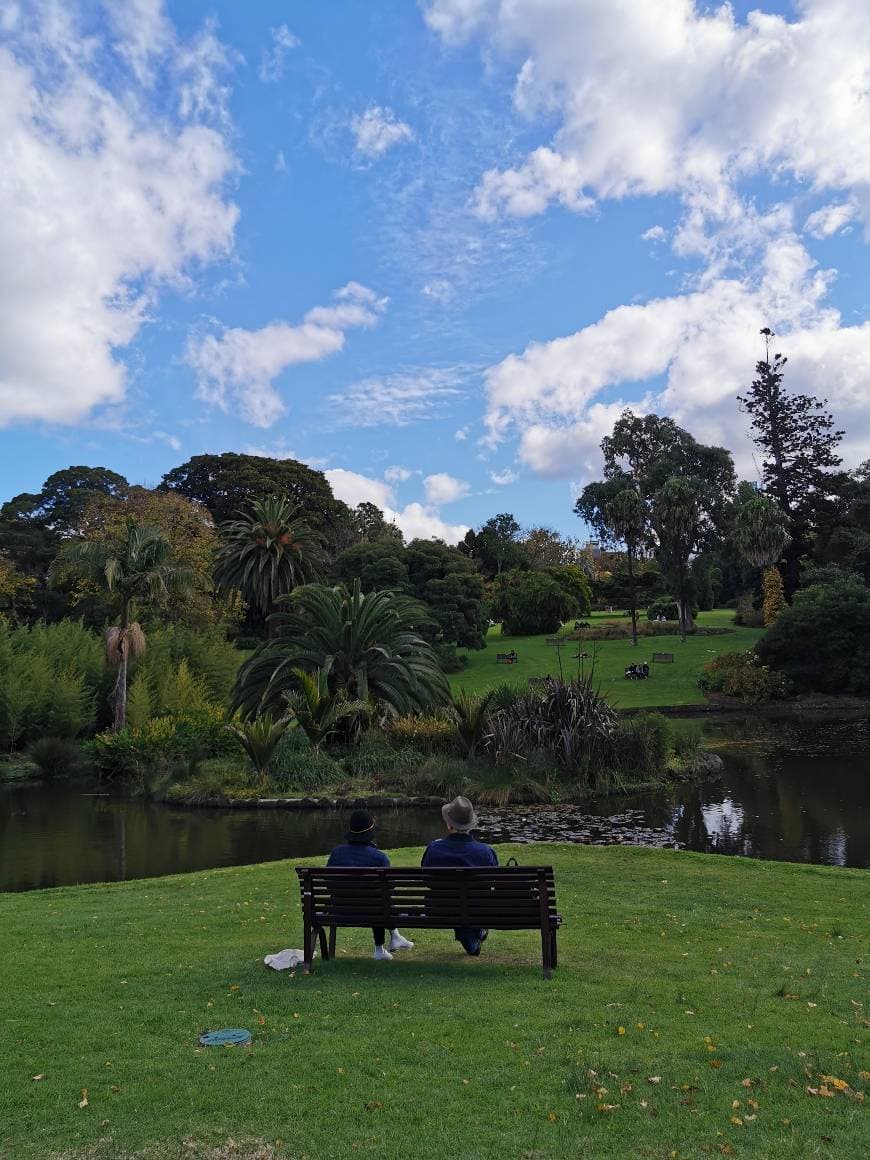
[327,809,414,961]
[421,796,497,956]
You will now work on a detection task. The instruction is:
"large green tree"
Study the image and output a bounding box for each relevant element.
[48,521,194,730]
[491,566,591,636]
[459,513,527,577]
[213,496,326,620]
[732,491,790,625]
[232,580,450,719]
[813,461,870,585]
[651,478,702,639]
[0,466,129,621]
[158,453,356,555]
[738,329,844,592]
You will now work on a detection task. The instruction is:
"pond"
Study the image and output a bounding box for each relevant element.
[1,716,867,892]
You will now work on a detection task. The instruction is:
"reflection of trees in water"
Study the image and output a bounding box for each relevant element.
[1,786,442,892]
[670,741,869,867]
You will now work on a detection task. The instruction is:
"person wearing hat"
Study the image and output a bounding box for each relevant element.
[421,796,497,956]
[327,809,414,961]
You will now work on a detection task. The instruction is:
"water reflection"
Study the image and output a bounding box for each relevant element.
[1,716,868,892]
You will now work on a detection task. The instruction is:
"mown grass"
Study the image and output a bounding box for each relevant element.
[450,610,765,708]
[2,845,867,1159]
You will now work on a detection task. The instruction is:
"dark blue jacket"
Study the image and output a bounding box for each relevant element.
[421,833,498,868]
[328,839,390,869]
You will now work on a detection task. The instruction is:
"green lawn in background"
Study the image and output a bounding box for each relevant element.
[2,845,867,1159]
[450,610,765,708]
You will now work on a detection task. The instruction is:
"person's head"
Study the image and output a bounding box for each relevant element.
[346,808,376,841]
[441,795,478,834]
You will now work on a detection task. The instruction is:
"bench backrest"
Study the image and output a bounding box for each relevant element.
[296,866,558,928]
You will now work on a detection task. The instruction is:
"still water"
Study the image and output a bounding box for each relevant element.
[1,717,867,892]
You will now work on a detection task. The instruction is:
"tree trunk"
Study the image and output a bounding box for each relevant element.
[626,544,638,647]
[677,575,693,642]
[113,650,128,731]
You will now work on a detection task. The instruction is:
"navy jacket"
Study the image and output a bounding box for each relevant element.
[421,833,498,868]
[327,839,390,869]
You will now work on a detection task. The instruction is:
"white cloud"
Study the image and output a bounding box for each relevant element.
[483,234,870,480]
[352,105,414,157]
[384,465,413,483]
[325,468,468,544]
[423,473,470,504]
[427,1,870,236]
[186,283,387,427]
[0,2,239,428]
[489,467,518,485]
[325,468,396,512]
[642,225,667,243]
[454,427,469,441]
[326,367,465,428]
[259,25,299,83]
[804,202,856,240]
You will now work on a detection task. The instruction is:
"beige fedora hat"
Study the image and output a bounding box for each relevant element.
[441,795,479,832]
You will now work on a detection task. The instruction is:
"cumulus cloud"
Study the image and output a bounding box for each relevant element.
[326,366,465,428]
[426,0,870,235]
[352,105,414,157]
[384,465,413,483]
[423,473,470,504]
[484,235,870,479]
[0,1,238,428]
[259,25,299,83]
[489,467,518,485]
[804,202,856,240]
[642,225,667,243]
[186,283,387,427]
[325,468,468,544]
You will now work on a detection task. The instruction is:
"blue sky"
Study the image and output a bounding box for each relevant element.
[2,0,869,541]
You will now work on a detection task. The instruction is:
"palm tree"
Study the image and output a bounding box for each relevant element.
[48,520,193,730]
[227,715,292,785]
[213,495,326,619]
[284,667,369,751]
[452,689,493,759]
[733,492,790,625]
[232,579,450,719]
[652,478,700,641]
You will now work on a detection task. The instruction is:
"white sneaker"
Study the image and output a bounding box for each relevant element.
[373,945,393,961]
[389,931,415,951]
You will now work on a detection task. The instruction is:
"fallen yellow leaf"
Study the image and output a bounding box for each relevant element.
[78,1089,89,1109]
[820,1075,849,1091]
[617,1026,625,1036]
[648,1076,661,1085]
[31,1074,45,1082]
[741,1078,753,1088]
[730,1115,743,1127]
[547,1112,557,1122]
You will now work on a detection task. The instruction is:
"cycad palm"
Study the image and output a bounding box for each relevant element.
[284,667,369,750]
[48,520,193,730]
[214,495,326,618]
[733,493,790,626]
[232,579,450,719]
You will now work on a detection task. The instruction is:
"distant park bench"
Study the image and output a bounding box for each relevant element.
[574,621,589,631]
[296,866,564,979]
[652,652,675,663]
[496,652,518,664]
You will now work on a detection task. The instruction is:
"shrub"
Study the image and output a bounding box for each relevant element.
[611,714,671,780]
[227,715,292,784]
[269,748,342,793]
[646,597,680,621]
[385,714,457,753]
[163,760,258,805]
[756,578,870,695]
[433,641,467,673]
[88,706,235,780]
[762,567,787,626]
[698,651,790,703]
[28,737,83,779]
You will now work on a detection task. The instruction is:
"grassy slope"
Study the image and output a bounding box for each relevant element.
[449,610,765,708]
[2,846,867,1160]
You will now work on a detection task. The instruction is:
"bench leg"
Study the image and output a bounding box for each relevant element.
[540,922,553,981]
[328,926,337,958]
[550,927,558,971]
[302,921,315,975]
[317,925,329,961]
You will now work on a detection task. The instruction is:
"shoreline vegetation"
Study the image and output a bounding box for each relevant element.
[2,844,867,1160]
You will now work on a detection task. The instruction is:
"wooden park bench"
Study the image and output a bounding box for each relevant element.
[296,866,563,979]
[496,652,518,664]
[652,651,674,663]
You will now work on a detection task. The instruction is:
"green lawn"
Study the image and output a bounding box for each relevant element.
[450,610,765,708]
[2,846,867,1159]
